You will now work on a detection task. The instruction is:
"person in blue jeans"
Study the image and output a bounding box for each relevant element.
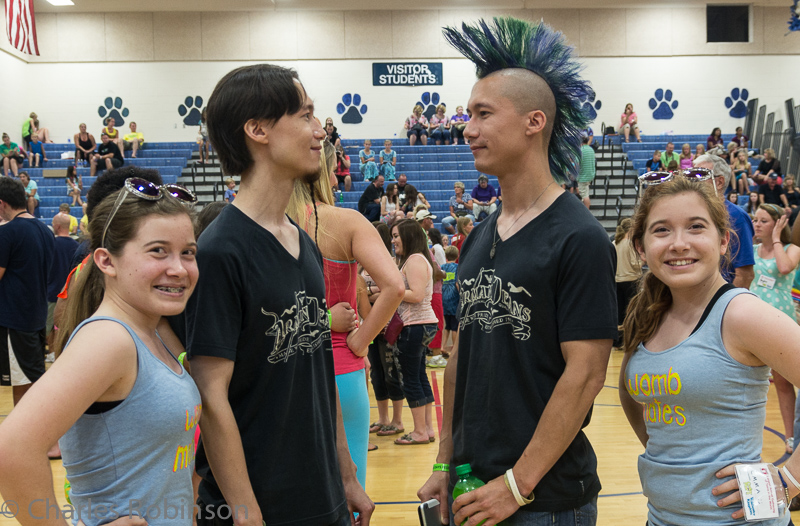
[442,182,475,235]
[419,18,616,526]
[390,219,439,446]
[359,139,379,181]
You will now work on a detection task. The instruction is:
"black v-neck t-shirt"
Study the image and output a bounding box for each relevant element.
[451,191,618,512]
[184,205,345,525]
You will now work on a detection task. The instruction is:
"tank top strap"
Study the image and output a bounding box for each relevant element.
[401,253,431,275]
[694,287,754,354]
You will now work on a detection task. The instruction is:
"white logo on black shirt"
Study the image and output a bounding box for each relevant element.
[262,291,329,364]
[460,267,532,340]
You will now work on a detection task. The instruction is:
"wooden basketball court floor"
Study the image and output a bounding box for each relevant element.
[1,350,798,525]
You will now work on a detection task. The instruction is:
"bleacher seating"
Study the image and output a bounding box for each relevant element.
[16,142,195,224]
[339,139,497,231]
[620,134,759,178]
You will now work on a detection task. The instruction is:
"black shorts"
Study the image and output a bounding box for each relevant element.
[96,158,123,170]
[0,326,46,386]
[444,314,459,332]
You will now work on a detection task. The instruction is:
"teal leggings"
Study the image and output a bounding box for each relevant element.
[335,368,370,489]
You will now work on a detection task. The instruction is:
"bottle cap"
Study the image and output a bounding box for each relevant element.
[455,464,472,476]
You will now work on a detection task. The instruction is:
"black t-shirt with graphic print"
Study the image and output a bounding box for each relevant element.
[451,191,617,513]
[183,205,346,525]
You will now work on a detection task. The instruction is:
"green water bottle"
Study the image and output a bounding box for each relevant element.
[452,464,492,526]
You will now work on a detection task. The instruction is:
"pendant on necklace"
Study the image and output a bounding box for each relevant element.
[490,245,496,259]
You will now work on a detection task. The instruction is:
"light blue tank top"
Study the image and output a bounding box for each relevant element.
[59,316,201,526]
[625,289,788,526]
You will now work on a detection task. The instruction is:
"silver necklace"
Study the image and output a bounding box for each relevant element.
[490,181,553,259]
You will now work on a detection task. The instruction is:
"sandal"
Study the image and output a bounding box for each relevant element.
[369,422,384,433]
[368,443,379,452]
[395,433,429,446]
[377,424,405,436]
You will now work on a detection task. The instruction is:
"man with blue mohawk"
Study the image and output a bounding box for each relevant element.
[418,17,617,525]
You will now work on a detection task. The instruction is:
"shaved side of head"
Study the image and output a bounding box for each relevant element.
[487,68,556,145]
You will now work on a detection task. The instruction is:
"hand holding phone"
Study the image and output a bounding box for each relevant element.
[419,499,442,526]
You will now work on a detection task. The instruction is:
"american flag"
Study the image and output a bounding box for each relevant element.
[5,0,39,55]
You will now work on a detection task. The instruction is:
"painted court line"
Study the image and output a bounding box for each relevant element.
[374,492,645,507]
[431,371,443,434]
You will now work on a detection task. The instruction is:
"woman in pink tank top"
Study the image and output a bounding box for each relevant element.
[287,141,404,488]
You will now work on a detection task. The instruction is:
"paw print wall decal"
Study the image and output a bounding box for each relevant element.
[580,94,602,121]
[178,96,204,126]
[337,94,368,124]
[725,88,749,119]
[649,89,678,120]
[418,92,443,120]
[98,97,129,126]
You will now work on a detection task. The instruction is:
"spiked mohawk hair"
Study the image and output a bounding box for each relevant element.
[443,17,594,184]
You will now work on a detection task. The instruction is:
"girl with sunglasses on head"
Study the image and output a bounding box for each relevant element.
[751,203,800,455]
[619,177,800,526]
[0,178,201,526]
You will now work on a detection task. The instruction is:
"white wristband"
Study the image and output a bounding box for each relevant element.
[783,465,800,492]
[505,468,534,506]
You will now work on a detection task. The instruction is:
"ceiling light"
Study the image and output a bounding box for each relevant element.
[46,0,74,5]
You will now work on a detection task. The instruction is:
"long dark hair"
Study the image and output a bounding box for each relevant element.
[394,219,436,272]
[207,64,303,177]
[385,183,398,205]
[403,185,418,211]
[428,228,443,247]
[372,221,392,253]
[66,165,77,182]
[54,191,195,354]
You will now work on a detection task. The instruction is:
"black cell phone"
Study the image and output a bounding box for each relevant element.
[418,499,442,526]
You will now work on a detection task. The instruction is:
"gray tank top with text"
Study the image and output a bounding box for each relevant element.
[60,316,201,526]
[625,289,787,526]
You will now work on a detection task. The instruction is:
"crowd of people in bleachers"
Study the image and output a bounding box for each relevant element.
[355,168,501,238]
[2,114,148,179]
[639,126,796,223]
[402,103,470,146]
